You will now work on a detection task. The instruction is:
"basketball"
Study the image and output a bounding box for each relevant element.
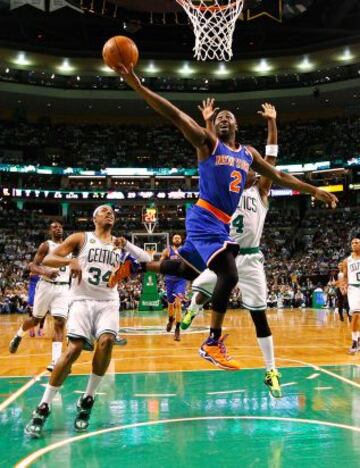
[102,36,139,71]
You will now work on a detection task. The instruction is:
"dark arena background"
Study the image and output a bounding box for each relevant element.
[0,0,360,466]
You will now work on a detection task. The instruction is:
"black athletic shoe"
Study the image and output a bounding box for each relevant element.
[24,403,50,438]
[74,395,95,432]
[174,327,181,341]
[9,335,22,354]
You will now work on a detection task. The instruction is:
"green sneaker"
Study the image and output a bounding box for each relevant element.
[181,308,197,330]
[264,369,282,398]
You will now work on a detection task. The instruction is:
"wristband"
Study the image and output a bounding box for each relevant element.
[265,145,278,157]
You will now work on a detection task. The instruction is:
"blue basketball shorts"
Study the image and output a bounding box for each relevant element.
[178,205,239,273]
[165,278,187,304]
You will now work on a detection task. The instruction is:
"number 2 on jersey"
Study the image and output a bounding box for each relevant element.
[232,214,244,234]
[229,170,242,193]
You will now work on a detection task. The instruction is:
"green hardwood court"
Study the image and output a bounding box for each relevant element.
[2,365,360,467]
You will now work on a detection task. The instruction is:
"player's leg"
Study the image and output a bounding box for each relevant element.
[182,269,216,330]
[47,315,66,372]
[9,281,49,353]
[238,252,281,397]
[47,285,69,371]
[38,314,46,336]
[349,311,360,353]
[337,291,344,321]
[25,338,83,437]
[165,280,176,332]
[199,247,240,370]
[74,300,118,432]
[174,296,182,340]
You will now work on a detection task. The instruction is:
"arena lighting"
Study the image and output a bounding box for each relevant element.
[215,63,230,76]
[178,62,195,75]
[318,184,343,193]
[349,184,360,190]
[13,51,31,66]
[144,62,160,74]
[57,59,74,73]
[254,59,272,73]
[100,65,115,73]
[297,56,314,71]
[339,48,354,61]
[68,176,106,179]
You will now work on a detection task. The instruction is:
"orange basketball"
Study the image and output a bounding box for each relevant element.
[102,36,139,71]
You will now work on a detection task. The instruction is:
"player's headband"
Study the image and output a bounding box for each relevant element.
[93,205,112,218]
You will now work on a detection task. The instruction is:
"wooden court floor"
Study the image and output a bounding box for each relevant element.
[1,308,360,467]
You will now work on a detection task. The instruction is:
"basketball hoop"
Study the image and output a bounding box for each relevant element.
[176,0,244,61]
[142,206,158,234]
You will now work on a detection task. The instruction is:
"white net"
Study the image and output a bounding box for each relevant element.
[177,0,244,61]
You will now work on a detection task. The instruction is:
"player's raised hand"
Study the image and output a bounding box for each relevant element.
[112,63,142,90]
[198,98,219,122]
[258,103,277,120]
[114,237,127,249]
[313,188,338,208]
[69,258,82,284]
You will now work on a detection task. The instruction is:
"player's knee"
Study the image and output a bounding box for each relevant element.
[64,340,83,362]
[227,270,238,289]
[98,334,115,350]
[53,316,65,330]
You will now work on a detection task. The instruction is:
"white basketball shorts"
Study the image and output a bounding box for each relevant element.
[348,285,360,314]
[67,299,120,350]
[32,280,69,319]
[192,252,267,311]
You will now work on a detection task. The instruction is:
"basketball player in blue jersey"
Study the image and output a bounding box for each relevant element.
[116,65,338,370]
[161,234,187,341]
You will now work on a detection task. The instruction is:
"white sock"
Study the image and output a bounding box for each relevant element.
[52,341,63,364]
[125,241,151,262]
[352,332,359,341]
[189,294,202,313]
[84,373,103,398]
[40,384,60,406]
[257,336,276,371]
[16,326,26,337]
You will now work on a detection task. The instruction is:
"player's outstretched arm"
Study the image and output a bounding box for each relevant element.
[258,103,278,197]
[114,66,216,157]
[29,242,58,279]
[249,146,338,207]
[43,233,85,283]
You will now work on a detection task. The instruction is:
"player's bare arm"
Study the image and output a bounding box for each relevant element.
[29,242,59,280]
[114,66,216,161]
[257,103,278,199]
[249,146,338,207]
[43,232,85,283]
[160,248,170,261]
[341,258,349,295]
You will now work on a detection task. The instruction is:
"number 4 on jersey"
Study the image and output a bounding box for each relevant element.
[232,214,244,234]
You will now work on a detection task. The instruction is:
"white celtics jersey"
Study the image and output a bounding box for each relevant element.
[42,240,70,283]
[230,184,268,248]
[347,255,360,286]
[70,232,121,301]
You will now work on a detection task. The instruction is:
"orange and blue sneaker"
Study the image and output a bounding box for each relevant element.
[199,334,241,370]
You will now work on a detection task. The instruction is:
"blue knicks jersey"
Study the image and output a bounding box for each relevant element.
[165,246,184,282]
[199,140,253,217]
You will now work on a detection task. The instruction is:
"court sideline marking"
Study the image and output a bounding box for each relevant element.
[16,415,360,468]
[0,371,47,412]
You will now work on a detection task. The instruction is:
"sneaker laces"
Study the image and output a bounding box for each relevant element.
[218,335,232,361]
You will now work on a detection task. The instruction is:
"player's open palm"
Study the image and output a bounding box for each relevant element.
[198,98,219,122]
[314,188,338,208]
[258,103,277,120]
[69,258,82,284]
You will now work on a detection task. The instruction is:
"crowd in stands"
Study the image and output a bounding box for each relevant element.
[0,202,357,314]
[0,114,359,169]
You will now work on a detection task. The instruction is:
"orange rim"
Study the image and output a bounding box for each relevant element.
[176,0,239,12]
